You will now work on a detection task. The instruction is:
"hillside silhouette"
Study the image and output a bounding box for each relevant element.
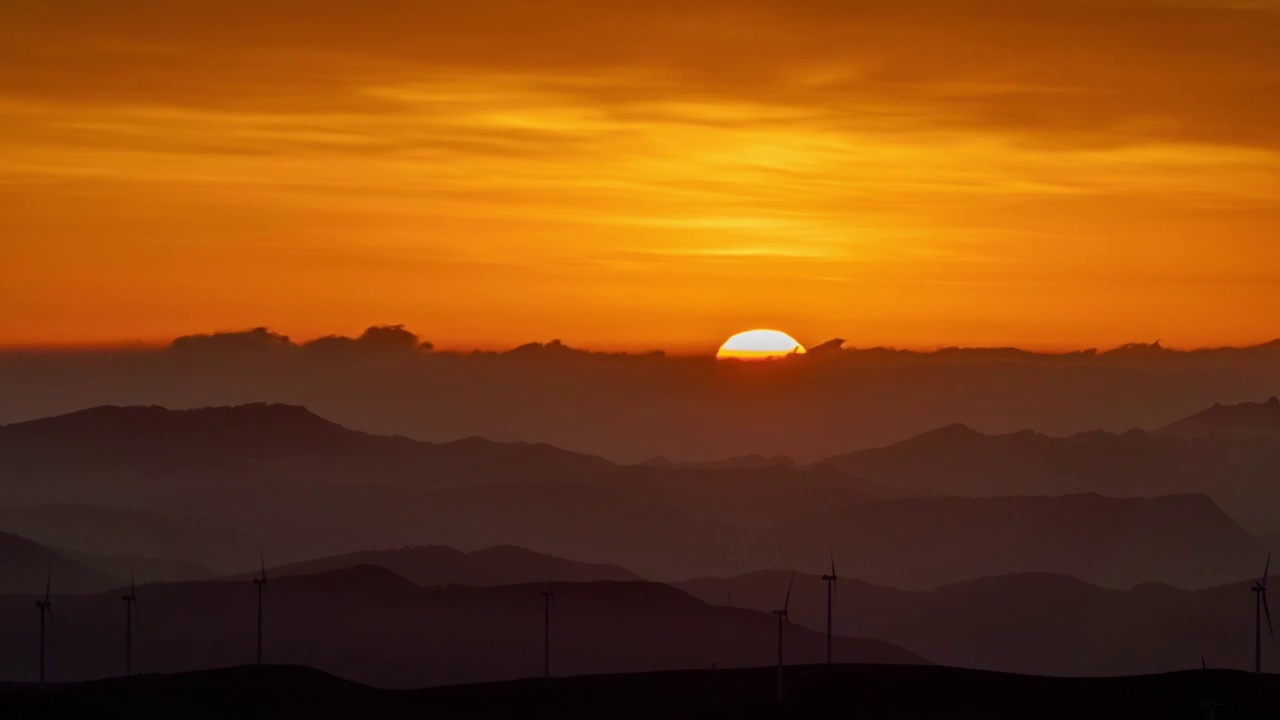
[824,418,1280,533]
[758,493,1263,589]
[1,663,1277,719]
[0,404,614,507]
[1159,396,1280,441]
[680,569,1276,676]
[0,568,921,687]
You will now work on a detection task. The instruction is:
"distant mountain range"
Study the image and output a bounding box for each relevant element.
[2,403,1276,588]
[0,404,615,505]
[822,401,1280,534]
[0,567,923,686]
[1158,396,1280,440]
[679,569,1277,676]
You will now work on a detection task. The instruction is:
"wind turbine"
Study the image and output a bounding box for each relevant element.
[771,570,795,702]
[253,556,267,665]
[35,571,51,690]
[1252,552,1272,673]
[822,551,838,664]
[540,578,554,678]
[122,572,137,677]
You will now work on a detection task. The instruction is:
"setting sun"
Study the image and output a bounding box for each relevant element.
[716,329,807,361]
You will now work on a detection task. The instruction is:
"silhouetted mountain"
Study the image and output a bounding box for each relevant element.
[1159,396,1280,441]
[757,493,1264,589]
[0,406,882,572]
[240,545,641,585]
[0,530,120,594]
[679,569,1279,676]
[0,568,922,687]
[0,404,615,507]
[823,424,1280,533]
[641,455,798,470]
[0,504,254,572]
[3,663,1278,719]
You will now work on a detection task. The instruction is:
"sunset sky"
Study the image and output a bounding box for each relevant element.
[3,0,1280,353]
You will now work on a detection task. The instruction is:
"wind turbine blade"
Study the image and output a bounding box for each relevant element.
[1265,590,1274,637]
[783,570,795,613]
[1266,552,1273,588]
[260,553,266,581]
[45,569,51,601]
[1201,655,1207,670]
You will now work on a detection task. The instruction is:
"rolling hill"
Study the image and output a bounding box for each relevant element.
[1,663,1277,719]
[679,568,1276,676]
[0,567,921,687]
[822,420,1280,533]
[757,493,1264,590]
[1159,396,1280,440]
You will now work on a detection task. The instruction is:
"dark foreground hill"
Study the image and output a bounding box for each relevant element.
[0,567,920,687]
[1,663,1276,719]
[680,570,1277,676]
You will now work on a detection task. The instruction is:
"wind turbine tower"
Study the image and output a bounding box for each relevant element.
[772,571,795,701]
[253,557,267,665]
[1252,553,1272,673]
[822,552,838,664]
[35,573,51,690]
[540,579,554,678]
[122,572,137,677]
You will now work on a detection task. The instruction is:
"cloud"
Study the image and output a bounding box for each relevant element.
[304,324,430,354]
[170,327,294,353]
[3,0,1279,148]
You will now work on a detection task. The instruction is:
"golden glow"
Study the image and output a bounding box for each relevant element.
[716,330,807,361]
[3,2,1280,352]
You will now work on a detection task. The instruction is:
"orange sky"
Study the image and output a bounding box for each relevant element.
[3,0,1280,353]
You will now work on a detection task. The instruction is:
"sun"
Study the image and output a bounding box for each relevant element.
[716,329,807,360]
